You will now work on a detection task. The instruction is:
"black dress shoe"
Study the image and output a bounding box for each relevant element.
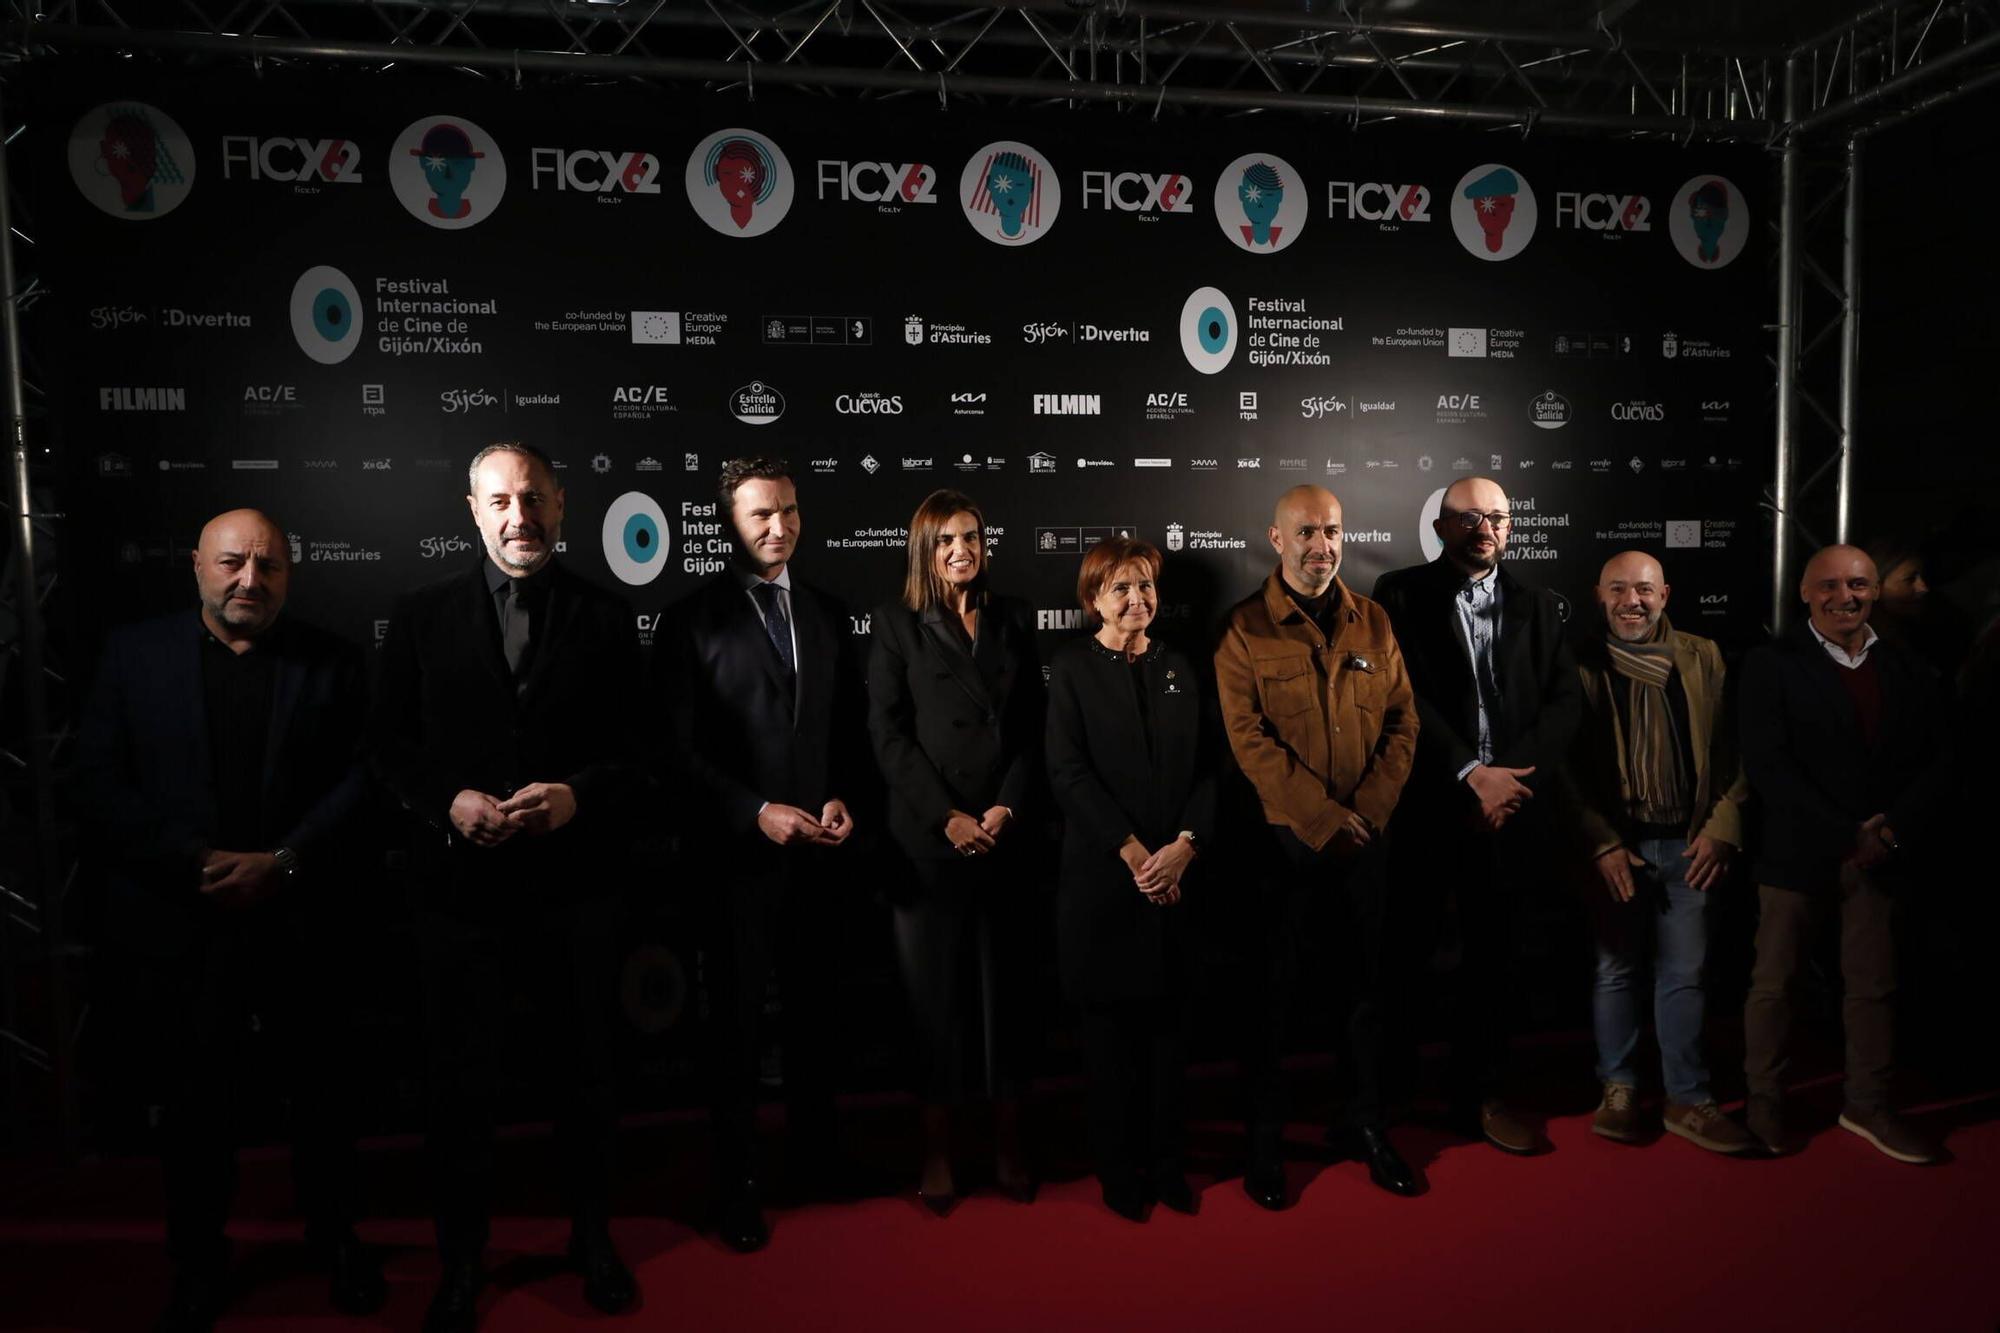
[424,1260,483,1333]
[1153,1172,1199,1216]
[1344,1126,1425,1197]
[1100,1177,1151,1223]
[1242,1157,1288,1212]
[155,1264,227,1333]
[318,1232,388,1316]
[570,1227,637,1315]
[717,1181,770,1254]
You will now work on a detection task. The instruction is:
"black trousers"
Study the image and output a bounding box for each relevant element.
[703,844,846,1180]
[119,918,359,1272]
[1080,1002,1186,1187]
[891,852,1035,1105]
[1243,829,1391,1146]
[1388,813,1533,1105]
[419,898,620,1263]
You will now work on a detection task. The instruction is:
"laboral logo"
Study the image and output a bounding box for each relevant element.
[1530,390,1572,429]
[728,380,785,425]
[221,136,363,186]
[685,129,795,237]
[817,159,937,206]
[960,140,1061,245]
[69,102,196,219]
[530,147,663,194]
[1327,180,1431,225]
[1450,162,1538,261]
[1554,190,1652,233]
[289,265,365,365]
[1179,286,1238,375]
[602,492,671,586]
[1668,174,1749,270]
[1081,170,1195,215]
[389,116,508,229]
[1215,152,1306,254]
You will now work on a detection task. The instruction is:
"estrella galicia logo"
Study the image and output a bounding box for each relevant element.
[960,141,1061,246]
[68,102,196,220]
[1179,287,1238,375]
[601,491,670,586]
[1450,162,1538,261]
[289,265,364,365]
[1214,152,1306,254]
[729,381,785,425]
[685,129,795,237]
[388,117,508,230]
[1668,174,1749,270]
[1530,390,1572,429]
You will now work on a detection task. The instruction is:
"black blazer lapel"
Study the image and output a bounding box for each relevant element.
[730,577,797,715]
[920,605,996,713]
[789,583,832,725]
[170,618,216,808]
[263,628,306,791]
[462,563,516,698]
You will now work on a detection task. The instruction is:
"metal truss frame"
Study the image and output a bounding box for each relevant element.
[1,0,1996,1152]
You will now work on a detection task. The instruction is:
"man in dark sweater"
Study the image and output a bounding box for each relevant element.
[1738,544,1947,1163]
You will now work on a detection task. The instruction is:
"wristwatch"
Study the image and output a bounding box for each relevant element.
[1178,830,1199,852]
[272,846,300,878]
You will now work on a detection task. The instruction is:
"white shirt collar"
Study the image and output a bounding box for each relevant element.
[736,565,792,594]
[1807,618,1878,669]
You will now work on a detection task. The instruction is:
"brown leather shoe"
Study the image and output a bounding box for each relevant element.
[1745,1094,1804,1156]
[1663,1100,1754,1154]
[1479,1100,1544,1155]
[1592,1083,1643,1144]
[1838,1106,1942,1164]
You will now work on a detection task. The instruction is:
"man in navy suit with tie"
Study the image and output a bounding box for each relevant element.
[658,457,868,1252]
[77,508,382,1333]
[372,443,644,1332]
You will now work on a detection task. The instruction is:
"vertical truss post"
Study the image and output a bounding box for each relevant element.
[1836,133,1862,545]
[1773,56,1802,634]
[0,83,76,1157]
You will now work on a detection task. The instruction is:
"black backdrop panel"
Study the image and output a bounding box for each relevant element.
[40,71,1771,655]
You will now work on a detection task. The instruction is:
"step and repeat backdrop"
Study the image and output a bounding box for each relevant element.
[39,71,1771,659]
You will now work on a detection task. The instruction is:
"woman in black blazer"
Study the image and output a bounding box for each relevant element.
[1045,536,1216,1222]
[867,488,1044,1211]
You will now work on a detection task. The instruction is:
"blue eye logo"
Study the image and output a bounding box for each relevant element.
[602,491,670,585]
[289,265,364,364]
[1179,286,1238,374]
[1197,306,1230,355]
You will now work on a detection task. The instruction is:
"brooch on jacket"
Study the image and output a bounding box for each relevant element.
[1164,668,1183,695]
[1347,654,1376,673]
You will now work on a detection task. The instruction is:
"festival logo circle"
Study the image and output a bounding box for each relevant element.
[1668,174,1749,269]
[1450,162,1538,261]
[685,129,795,238]
[1418,486,1449,562]
[959,141,1061,246]
[1213,152,1306,254]
[68,102,196,220]
[1180,286,1238,375]
[389,116,508,230]
[602,491,671,586]
[289,265,365,365]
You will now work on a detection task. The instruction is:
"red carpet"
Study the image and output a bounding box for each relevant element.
[3,1079,1995,1333]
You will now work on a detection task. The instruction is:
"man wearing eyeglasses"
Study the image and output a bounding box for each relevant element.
[1373,476,1580,1155]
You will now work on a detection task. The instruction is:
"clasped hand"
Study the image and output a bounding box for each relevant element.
[756,799,855,848]
[450,781,578,847]
[1466,763,1535,831]
[1120,835,1193,906]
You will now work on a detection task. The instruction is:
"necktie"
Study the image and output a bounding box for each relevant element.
[501,579,533,681]
[753,581,796,679]
[1464,580,1499,763]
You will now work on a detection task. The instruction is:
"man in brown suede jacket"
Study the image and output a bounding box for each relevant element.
[1215,484,1421,1206]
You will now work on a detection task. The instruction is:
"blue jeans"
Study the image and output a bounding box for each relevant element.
[1591,836,1713,1104]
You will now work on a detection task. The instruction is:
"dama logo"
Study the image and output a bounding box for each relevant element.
[1214,152,1306,254]
[389,117,508,229]
[960,141,1061,245]
[685,129,795,237]
[69,102,196,219]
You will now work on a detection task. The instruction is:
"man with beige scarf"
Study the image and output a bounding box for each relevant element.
[1564,551,1754,1154]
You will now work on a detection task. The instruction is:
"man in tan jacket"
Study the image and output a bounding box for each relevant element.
[1215,485,1421,1206]
[1564,550,1753,1155]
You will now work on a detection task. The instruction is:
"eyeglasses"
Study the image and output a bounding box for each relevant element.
[1441,509,1511,533]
